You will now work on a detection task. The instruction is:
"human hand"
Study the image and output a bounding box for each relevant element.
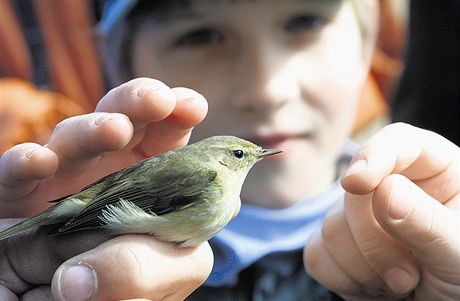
[0,77,208,217]
[304,123,460,300]
[0,219,213,300]
[0,78,211,300]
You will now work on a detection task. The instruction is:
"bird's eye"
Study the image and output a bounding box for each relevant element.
[232,150,244,159]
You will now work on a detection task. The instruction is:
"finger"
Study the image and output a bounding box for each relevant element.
[46,112,133,173]
[136,87,208,156]
[21,286,52,301]
[372,174,460,285]
[0,143,58,203]
[51,235,213,301]
[321,200,383,289]
[1,222,57,295]
[0,286,18,301]
[1,220,107,295]
[342,123,460,195]
[96,78,176,127]
[304,230,362,296]
[413,159,460,207]
[344,192,420,296]
[169,87,209,129]
[94,78,175,157]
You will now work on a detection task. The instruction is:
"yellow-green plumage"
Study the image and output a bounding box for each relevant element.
[0,136,281,247]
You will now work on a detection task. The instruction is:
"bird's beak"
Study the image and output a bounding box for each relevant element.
[257,149,283,158]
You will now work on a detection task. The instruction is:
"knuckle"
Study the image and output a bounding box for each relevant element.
[1,144,28,162]
[125,78,167,98]
[355,235,390,264]
[358,237,382,256]
[52,116,77,134]
[1,143,56,180]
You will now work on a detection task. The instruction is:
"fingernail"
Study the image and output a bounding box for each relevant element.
[344,159,367,178]
[388,184,413,220]
[59,264,96,301]
[384,267,414,294]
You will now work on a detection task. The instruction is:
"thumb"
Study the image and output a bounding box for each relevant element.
[51,235,213,301]
[372,174,460,283]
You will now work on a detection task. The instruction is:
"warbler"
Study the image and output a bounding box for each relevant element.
[0,136,281,247]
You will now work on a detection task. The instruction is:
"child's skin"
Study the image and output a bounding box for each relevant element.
[1,0,459,300]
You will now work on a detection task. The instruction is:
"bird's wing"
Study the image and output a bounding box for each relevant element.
[48,158,149,204]
[53,165,218,234]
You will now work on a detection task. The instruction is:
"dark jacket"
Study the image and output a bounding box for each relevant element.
[187,251,336,301]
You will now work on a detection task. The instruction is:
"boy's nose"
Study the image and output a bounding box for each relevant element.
[230,43,300,114]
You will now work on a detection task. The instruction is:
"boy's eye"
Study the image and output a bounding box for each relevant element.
[284,14,326,34]
[175,27,224,48]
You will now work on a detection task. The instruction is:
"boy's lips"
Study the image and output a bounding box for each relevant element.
[245,133,311,158]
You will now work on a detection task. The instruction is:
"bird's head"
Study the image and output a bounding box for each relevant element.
[195,136,283,173]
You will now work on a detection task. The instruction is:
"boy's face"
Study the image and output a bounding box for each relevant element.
[130,0,372,207]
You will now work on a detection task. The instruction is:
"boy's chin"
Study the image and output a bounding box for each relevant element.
[241,177,303,209]
[241,194,302,209]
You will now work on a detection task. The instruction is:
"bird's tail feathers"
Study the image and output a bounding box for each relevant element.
[0,205,67,240]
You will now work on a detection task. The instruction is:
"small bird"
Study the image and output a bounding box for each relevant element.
[0,136,281,247]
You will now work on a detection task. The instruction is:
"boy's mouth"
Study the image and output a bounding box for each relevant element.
[246,133,312,158]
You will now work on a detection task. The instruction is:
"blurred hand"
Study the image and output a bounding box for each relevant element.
[304,123,460,300]
[0,78,212,300]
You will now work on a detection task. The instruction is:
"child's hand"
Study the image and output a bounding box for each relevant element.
[0,77,208,217]
[0,78,211,300]
[304,123,460,300]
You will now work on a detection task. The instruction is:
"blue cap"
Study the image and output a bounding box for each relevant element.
[100,0,139,35]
